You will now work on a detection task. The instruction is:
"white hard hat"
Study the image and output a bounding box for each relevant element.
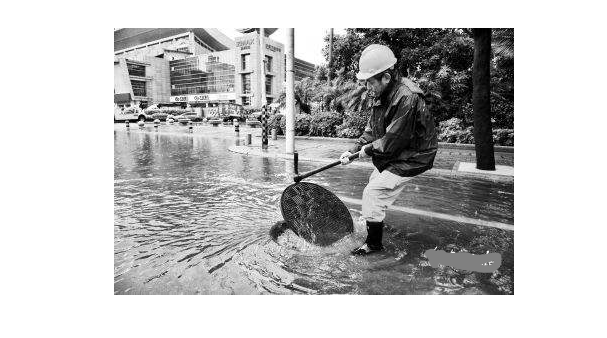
[356,44,397,80]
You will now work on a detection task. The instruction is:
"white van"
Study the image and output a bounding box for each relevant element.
[114,105,147,122]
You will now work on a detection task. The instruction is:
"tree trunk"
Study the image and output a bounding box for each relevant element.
[472,28,496,170]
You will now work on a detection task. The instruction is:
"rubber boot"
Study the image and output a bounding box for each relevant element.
[351,221,384,255]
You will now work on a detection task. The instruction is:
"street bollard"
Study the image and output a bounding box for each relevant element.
[138,120,145,129]
[261,106,268,149]
[125,120,130,129]
[294,151,299,175]
[154,119,160,132]
[188,121,193,133]
[234,119,239,133]
[271,128,277,140]
[246,133,252,146]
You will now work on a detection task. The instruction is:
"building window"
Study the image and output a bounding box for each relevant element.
[169,56,235,96]
[265,55,273,73]
[127,63,145,77]
[265,75,272,95]
[241,54,250,71]
[131,80,146,97]
[242,74,251,94]
[242,96,250,106]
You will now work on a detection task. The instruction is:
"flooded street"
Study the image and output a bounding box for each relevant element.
[114,126,513,294]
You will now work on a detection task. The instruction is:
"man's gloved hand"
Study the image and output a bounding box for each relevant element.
[340,151,353,165]
[359,144,372,159]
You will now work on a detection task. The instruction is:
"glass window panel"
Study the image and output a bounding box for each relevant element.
[265,75,272,95]
[127,63,145,77]
[131,80,146,97]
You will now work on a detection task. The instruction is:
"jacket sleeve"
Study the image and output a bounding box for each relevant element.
[348,116,376,153]
[367,94,419,159]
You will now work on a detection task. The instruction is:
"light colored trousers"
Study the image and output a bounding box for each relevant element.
[362,168,413,222]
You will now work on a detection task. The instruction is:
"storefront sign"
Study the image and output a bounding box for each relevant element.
[170,95,187,102]
[169,93,236,103]
[189,94,209,102]
[236,39,255,50]
[266,44,281,53]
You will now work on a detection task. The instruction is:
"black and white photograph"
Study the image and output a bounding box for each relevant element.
[6,1,607,336]
[114,27,514,295]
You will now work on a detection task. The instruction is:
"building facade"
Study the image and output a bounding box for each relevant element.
[114,28,316,114]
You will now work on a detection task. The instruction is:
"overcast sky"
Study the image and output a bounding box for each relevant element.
[218,28,345,66]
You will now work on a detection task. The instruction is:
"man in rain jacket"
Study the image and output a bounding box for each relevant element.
[341,44,438,255]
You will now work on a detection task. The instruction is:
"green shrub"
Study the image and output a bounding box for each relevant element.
[336,127,362,139]
[309,111,343,137]
[164,108,186,116]
[267,114,311,136]
[336,110,371,138]
[295,114,311,135]
[438,117,514,145]
[268,114,284,135]
[146,108,161,116]
[438,118,471,143]
[493,129,514,146]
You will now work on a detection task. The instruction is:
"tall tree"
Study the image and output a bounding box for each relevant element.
[472,28,496,170]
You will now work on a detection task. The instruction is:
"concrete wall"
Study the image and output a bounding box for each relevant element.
[114,59,133,98]
[145,56,171,105]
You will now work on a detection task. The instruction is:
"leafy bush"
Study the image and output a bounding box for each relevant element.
[309,111,343,137]
[336,109,371,138]
[295,114,311,135]
[267,114,311,136]
[268,114,284,135]
[438,118,474,143]
[493,129,514,146]
[145,108,161,116]
[163,108,186,116]
[438,117,514,145]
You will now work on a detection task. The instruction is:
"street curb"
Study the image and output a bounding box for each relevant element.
[270,134,514,153]
[228,145,514,183]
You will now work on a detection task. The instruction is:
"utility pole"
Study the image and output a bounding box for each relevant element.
[328,28,333,83]
[259,28,266,108]
[259,28,268,149]
[285,28,295,155]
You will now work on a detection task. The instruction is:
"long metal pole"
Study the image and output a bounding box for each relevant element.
[259,28,266,109]
[285,28,295,155]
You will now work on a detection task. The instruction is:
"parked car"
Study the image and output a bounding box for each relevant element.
[175,112,202,122]
[114,106,146,123]
[150,112,170,121]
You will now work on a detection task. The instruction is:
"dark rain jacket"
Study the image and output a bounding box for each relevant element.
[348,77,438,177]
